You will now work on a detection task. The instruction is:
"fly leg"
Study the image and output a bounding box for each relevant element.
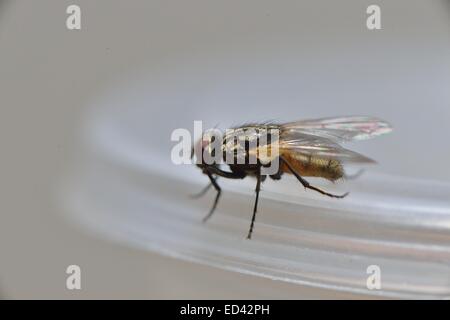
[200,166,246,223]
[247,167,262,239]
[280,157,349,198]
[193,164,244,199]
[190,177,217,198]
[202,172,222,222]
[206,165,247,179]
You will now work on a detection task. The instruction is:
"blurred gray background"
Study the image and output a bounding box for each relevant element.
[0,0,449,299]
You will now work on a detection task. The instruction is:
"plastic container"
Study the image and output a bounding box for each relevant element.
[60,1,450,297]
[61,72,450,299]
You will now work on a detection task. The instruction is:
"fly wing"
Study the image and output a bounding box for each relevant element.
[281,116,392,143]
[279,132,376,164]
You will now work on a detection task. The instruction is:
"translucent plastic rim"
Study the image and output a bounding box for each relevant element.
[60,111,450,299]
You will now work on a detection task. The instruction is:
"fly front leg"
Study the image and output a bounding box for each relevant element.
[200,166,247,223]
[206,165,247,179]
[190,177,217,199]
[202,171,222,222]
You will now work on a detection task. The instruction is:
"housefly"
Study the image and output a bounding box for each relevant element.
[192,116,392,239]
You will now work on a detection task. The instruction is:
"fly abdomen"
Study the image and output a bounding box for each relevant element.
[281,153,344,181]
